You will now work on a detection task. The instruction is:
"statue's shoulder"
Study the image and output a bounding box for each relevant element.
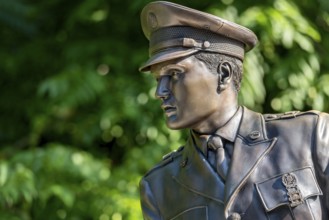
[263,110,321,122]
[143,146,184,178]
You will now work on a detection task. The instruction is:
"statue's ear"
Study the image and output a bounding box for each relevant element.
[217,61,232,93]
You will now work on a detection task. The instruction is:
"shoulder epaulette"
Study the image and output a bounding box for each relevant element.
[143,146,184,177]
[264,110,320,121]
[162,146,184,161]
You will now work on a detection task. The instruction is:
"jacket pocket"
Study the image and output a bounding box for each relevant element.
[169,206,208,220]
[256,167,322,212]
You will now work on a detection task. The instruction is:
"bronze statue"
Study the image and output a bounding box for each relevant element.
[138,1,329,219]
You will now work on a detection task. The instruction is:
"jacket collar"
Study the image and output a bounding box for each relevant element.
[191,107,243,156]
[224,107,277,217]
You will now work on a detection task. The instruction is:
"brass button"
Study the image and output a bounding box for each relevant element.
[265,114,277,120]
[228,212,241,220]
[249,131,260,140]
[203,41,210,48]
[180,158,188,167]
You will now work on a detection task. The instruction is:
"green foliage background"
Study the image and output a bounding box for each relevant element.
[1,0,329,219]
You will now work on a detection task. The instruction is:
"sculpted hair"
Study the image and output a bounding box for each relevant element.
[194,52,243,92]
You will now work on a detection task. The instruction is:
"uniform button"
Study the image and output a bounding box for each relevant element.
[203,41,211,48]
[265,114,277,120]
[228,212,241,220]
[249,131,260,140]
[180,158,188,167]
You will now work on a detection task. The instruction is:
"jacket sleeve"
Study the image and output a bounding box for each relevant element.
[140,178,162,220]
[314,112,329,212]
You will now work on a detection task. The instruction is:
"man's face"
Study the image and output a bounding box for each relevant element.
[151,56,223,131]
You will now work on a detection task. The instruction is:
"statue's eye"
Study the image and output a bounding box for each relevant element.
[170,69,183,80]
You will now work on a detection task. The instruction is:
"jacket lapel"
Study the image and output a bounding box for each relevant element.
[224,107,278,213]
[172,133,226,204]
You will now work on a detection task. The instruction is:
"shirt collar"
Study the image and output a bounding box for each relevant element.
[191,106,243,155]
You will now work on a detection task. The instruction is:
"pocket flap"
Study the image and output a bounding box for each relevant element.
[170,206,208,220]
[256,167,322,211]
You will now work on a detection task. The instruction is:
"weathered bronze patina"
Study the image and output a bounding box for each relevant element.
[139,1,329,220]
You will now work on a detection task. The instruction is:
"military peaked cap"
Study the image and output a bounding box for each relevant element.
[139,1,258,72]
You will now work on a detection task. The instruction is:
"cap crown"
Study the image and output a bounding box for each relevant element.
[139,1,258,72]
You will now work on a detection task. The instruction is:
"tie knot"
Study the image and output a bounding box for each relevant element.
[207,135,224,150]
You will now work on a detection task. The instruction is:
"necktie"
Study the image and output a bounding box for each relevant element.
[207,135,229,180]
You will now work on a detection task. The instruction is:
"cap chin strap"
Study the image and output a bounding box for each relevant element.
[150,37,245,61]
[150,38,211,55]
[148,26,246,60]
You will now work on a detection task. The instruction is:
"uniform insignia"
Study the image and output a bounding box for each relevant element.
[282,173,304,207]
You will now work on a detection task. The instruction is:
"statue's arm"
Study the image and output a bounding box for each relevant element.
[314,112,329,211]
[140,178,162,220]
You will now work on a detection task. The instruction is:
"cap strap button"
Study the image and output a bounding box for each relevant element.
[203,41,211,48]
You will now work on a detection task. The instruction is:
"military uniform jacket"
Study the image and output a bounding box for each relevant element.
[140,107,329,219]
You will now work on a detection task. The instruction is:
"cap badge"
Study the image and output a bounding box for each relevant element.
[148,12,158,29]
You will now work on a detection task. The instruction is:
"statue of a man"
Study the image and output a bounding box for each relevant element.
[138,1,329,219]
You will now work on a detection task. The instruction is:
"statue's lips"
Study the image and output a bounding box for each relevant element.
[161,104,176,115]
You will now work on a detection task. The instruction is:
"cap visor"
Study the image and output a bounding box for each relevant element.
[139,48,199,72]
